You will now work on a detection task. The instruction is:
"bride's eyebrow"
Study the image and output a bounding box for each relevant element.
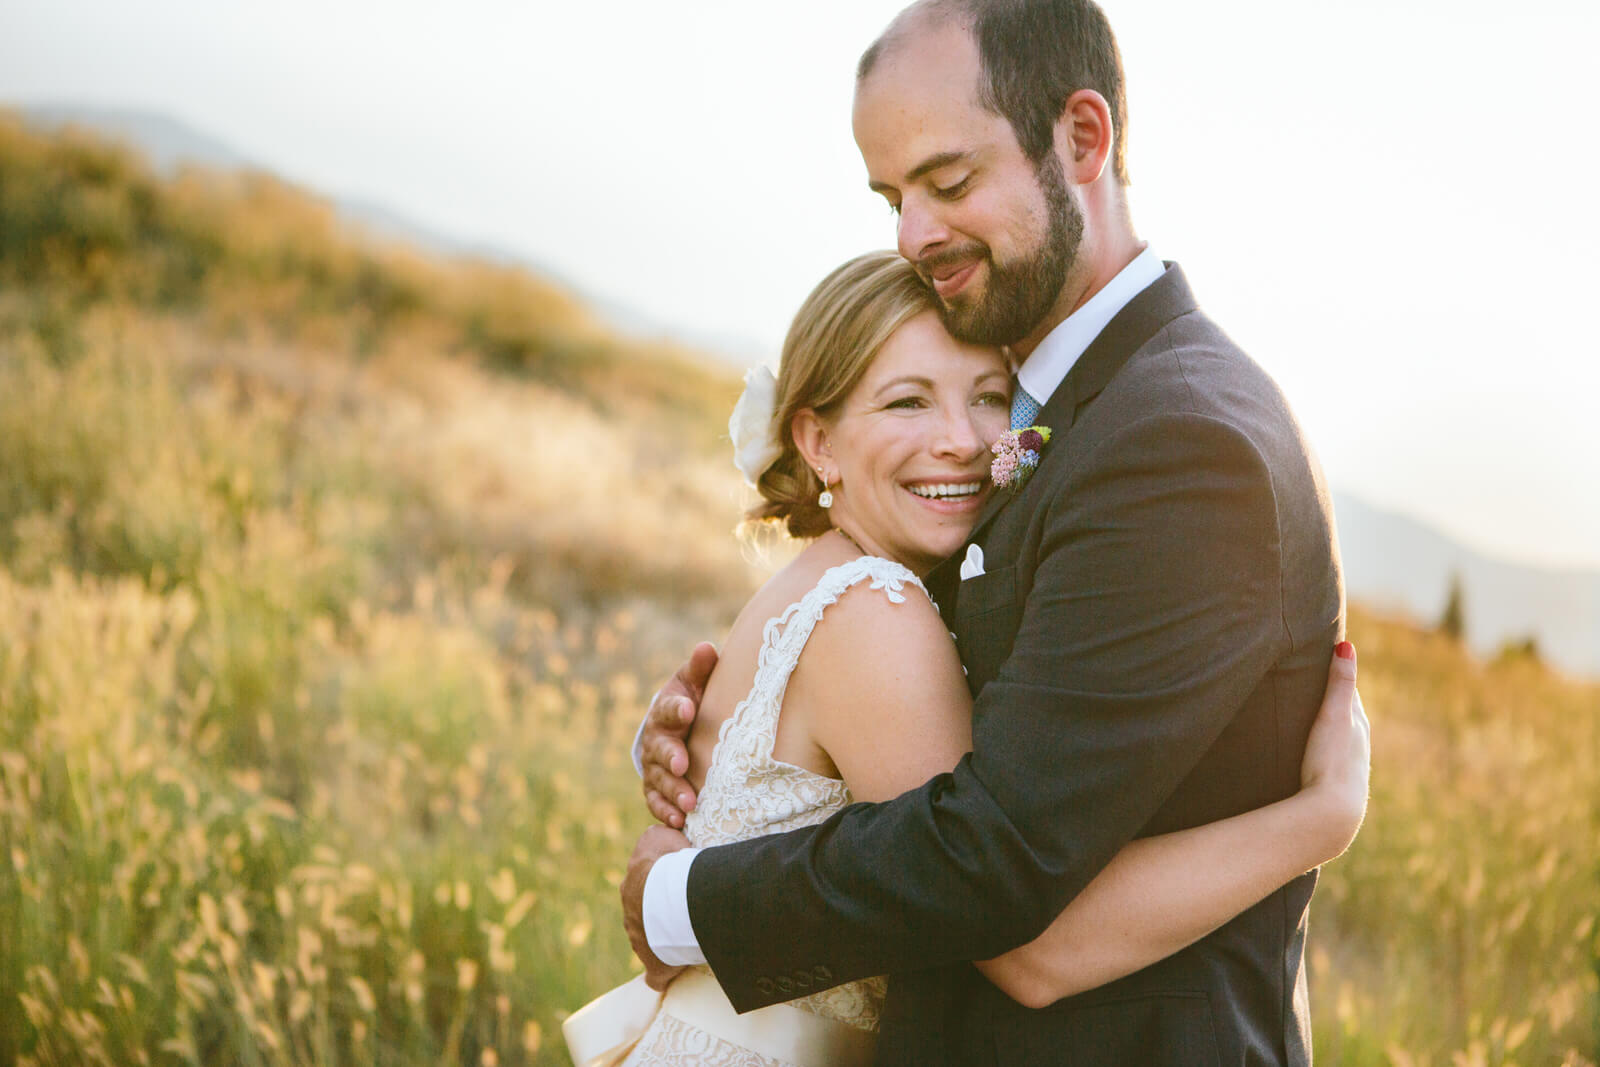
[871,375,935,396]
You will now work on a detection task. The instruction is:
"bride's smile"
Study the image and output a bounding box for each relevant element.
[792,310,1009,576]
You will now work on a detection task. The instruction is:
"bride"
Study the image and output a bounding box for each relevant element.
[567,251,1368,1066]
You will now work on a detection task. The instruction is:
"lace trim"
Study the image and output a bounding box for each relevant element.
[681,555,927,1035]
[625,1010,807,1067]
[688,556,927,845]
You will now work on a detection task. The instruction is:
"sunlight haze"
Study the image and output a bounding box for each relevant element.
[2,0,1595,571]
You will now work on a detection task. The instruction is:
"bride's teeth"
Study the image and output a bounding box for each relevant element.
[909,482,982,499]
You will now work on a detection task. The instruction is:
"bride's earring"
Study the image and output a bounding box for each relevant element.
[817,467,834,509]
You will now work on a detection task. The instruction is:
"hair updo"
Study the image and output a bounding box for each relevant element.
[745,251,941,539]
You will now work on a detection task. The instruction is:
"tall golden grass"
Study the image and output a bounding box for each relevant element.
[1312,616,1599,1065]
[0,114,1596,1065]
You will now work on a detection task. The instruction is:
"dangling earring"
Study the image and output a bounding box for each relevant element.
[817,467,833,509]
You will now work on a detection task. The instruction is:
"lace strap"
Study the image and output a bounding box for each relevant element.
[736,556,928,758]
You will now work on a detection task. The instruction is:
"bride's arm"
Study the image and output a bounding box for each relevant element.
[974,648,1369,1008]
[803,593,1369,1009]
[785,583,975,799]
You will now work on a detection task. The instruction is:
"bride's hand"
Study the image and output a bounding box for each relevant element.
[1297,642,1370,858]
[641,643,718,828]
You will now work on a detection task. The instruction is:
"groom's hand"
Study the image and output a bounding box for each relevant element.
[622,825,693,991]
[641,642,718,828]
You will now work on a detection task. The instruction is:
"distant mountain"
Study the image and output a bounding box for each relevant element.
[20,103,253,174]
[17,104,555,262]
[11,103,766,367]
[1333,491,1599,678]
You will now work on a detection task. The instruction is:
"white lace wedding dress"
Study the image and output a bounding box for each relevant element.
[574,556,928,1067]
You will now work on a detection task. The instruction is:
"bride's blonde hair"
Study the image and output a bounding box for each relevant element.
[746,251,940,538]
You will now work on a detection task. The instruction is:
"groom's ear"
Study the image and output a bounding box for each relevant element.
[1056,88,1115,186]
[791,408,833,477]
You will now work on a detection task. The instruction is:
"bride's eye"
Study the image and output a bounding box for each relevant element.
[886,396,927,410]
[976,391,1009,408]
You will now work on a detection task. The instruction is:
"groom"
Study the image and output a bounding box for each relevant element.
[625,1,1342,1063]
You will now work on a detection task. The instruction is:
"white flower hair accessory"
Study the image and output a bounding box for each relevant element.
[729,365,783,489]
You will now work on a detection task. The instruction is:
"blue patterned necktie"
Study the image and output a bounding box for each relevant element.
[1010,384,1042,431]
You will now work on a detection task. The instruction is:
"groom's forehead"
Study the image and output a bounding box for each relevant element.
[855,18,981,110]
[852,24,1000,147]
[853,54,1009,181]
[857,31,992,130]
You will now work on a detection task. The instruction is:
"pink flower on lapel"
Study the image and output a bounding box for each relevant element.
[991,425,1052,491]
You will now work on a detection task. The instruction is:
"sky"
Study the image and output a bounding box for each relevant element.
[2,0,1596,571]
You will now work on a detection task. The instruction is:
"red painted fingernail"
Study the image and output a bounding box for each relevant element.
[1335,641,1355,660]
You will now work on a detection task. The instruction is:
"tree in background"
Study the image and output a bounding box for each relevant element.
[1438,570,1467,642]
[1494,635,1542,665]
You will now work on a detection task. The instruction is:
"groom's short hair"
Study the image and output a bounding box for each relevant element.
[859,0,1131,185]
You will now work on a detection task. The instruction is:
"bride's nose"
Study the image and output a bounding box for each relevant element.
[931,407,987,461]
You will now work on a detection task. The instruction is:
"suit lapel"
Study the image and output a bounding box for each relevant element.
[962,263,1201,543]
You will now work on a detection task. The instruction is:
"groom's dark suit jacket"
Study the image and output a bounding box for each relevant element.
[688,264,1343,1066]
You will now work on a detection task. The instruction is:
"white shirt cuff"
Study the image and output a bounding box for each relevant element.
[631,697,656,778]
[643,847,706,966]
[620,694,652,777]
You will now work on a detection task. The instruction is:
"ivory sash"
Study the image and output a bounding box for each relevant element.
[563,969,878,1067]
[563,974,663,1067]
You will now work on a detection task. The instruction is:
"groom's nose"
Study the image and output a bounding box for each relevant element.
[897,198,950,263]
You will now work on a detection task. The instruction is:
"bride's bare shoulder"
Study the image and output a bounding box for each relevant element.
[727,539,861,631]
[796,560,949,671]
[703,539,862,701]
[783,554,971,802]
[718,543,948,699]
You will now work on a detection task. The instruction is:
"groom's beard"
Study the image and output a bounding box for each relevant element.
[928,154,1083,348]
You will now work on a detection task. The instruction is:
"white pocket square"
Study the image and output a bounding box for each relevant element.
[959,543,985,581]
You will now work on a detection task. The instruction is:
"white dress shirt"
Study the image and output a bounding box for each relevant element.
[1015,244,1164,407]
[641,246,1166,968]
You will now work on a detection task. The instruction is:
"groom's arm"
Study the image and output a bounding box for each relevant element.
[678,412,1292,1011]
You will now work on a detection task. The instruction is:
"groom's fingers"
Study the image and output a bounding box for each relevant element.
[681,641,720,700]
[642,745,695,816]
[651,643,719,726]
[646,696,695,760]
[637,643,718,824]
[646,640,718,742]
[645,788,685,829]
[646,689,694,737]
[655,728,691,779]
[640,721,695,822]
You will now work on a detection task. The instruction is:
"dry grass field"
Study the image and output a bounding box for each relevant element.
[1,116,1595,1065]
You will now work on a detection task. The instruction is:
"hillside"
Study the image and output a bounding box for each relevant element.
[1,115,1596,1065]
[0,112,756,610]
[1336,492,1600,679]
[27,102,1600,680]
[1315,607,1599,1063]
[0,113,754,1065]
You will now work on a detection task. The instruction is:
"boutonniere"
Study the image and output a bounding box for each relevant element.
[991,425,1052,491]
